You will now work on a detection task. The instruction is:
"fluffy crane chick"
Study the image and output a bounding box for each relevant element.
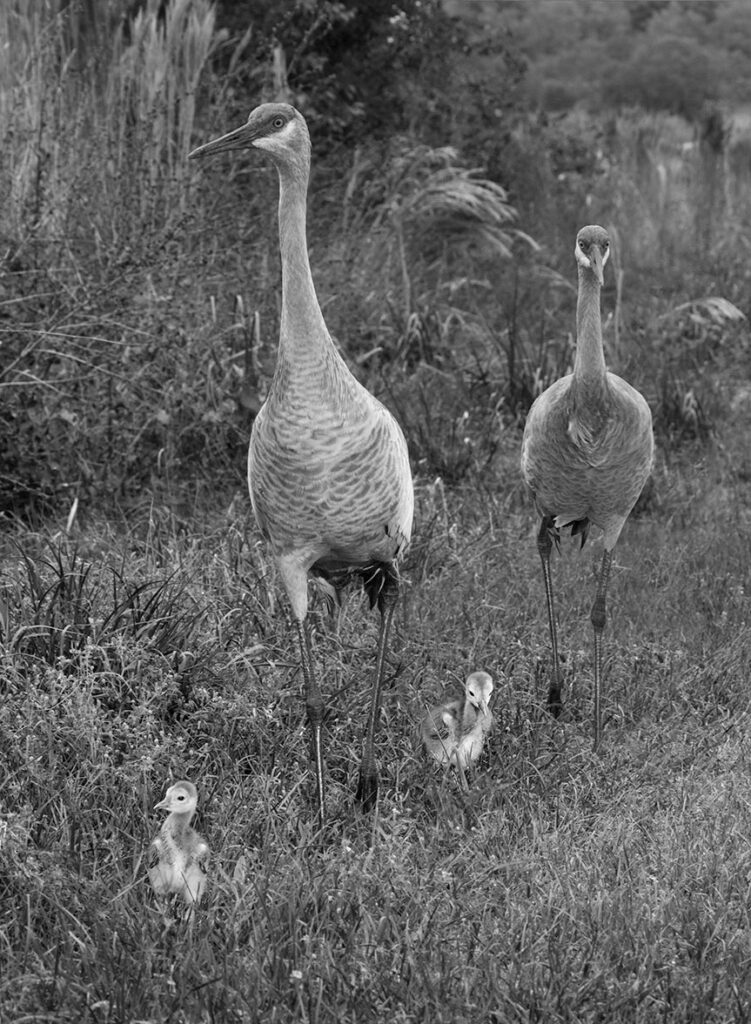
[148,780,208,906]
[422,671,494,789]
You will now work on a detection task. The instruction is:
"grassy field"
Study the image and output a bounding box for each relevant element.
[4,3,751,1022]
[3,422,751,1022]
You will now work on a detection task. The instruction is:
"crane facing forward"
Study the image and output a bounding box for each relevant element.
[421,671,494,789]
[189,104,413,823]
[148,780,209,907]
[521,225,653,749]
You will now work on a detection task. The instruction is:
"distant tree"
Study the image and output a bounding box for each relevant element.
[603,35,718,121]
[712,0,751,58]
[214,0,465,143]
[626,1,670,33]
[471,0,749,118]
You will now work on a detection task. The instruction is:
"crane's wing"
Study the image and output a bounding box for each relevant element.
[147,835,162,871]
[148,838,171,896]
[422,700,460,742]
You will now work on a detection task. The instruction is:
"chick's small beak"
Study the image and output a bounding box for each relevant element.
[590,245,605,286]
[154,797,169,811]
[189,121,256,159]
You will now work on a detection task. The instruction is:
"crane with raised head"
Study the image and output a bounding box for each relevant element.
[422,671,494,789]
[521,224,654,749]
[190,104,414,824]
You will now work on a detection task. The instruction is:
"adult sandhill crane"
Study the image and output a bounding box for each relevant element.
[189,104,413,823]
[521,224,654,750]
[421,671,494,789]
[148,780,209,906]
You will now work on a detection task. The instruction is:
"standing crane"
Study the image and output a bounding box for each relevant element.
[148,780,209,907]
[520,224,654,749]
[189,104,414,823]
[421,671,494,789]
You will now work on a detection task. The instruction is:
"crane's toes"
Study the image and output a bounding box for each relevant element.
[355,771,378,813]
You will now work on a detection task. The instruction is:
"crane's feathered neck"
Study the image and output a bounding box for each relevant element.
[165,808,193,837]
[275,150,330,355]
[573,264,607,385]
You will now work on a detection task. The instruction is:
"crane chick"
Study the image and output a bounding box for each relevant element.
[148,780,208,907]
[422,671,494,789]
[521,224,654,749]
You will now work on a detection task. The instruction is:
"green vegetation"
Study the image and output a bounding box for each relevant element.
[2,1,751,1020]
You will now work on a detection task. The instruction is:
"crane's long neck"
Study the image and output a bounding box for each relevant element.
[167,811,192,840]
[461,698,478,734]
[276,160,334,366]
[573,268,607,384]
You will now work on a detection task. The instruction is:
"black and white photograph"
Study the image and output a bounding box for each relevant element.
[2,1,751,1020]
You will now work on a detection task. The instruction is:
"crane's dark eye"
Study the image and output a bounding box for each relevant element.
[579,239,589,251]
[272,116,285,129]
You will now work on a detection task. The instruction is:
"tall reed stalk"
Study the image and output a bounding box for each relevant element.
[0,0,222,260]
[0,1,231,513]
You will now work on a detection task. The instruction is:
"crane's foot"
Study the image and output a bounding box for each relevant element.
[355,770,378,812]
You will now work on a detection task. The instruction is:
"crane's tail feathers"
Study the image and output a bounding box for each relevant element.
[361,561,399,612]
[550,515,591,550]
[313,561,400,613]
[570,517,590,548]
[311,573,342,615]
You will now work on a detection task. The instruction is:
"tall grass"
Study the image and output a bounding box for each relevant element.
[107,0,222,229]
[0,0,219,245]
[3,451,751,1020]
[0,0,241,514]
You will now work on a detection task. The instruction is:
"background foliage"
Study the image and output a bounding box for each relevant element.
[2,1,751,1021]
[2,0,750,513]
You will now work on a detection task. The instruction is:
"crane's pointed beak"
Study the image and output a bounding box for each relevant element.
[469,696,489,718]
[590,245,605,286]
[154,796,170,811]
[189,122,255,159]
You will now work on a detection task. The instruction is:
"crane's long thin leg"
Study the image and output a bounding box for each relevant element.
[537,516,563,717]
[331,597,344,693]
[294,617,326,824]
[356,574,399,812]
[591,548,614,752]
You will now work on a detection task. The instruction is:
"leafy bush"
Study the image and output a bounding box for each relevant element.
[604,35,719,121]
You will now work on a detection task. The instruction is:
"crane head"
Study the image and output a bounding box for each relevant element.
[575,224,610,286]
[154,779,199,816]
[189,103,310,169]
[464,671,493,716]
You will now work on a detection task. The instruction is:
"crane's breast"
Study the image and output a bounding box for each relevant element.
[521,373,654,524]
[248,392,413,565]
